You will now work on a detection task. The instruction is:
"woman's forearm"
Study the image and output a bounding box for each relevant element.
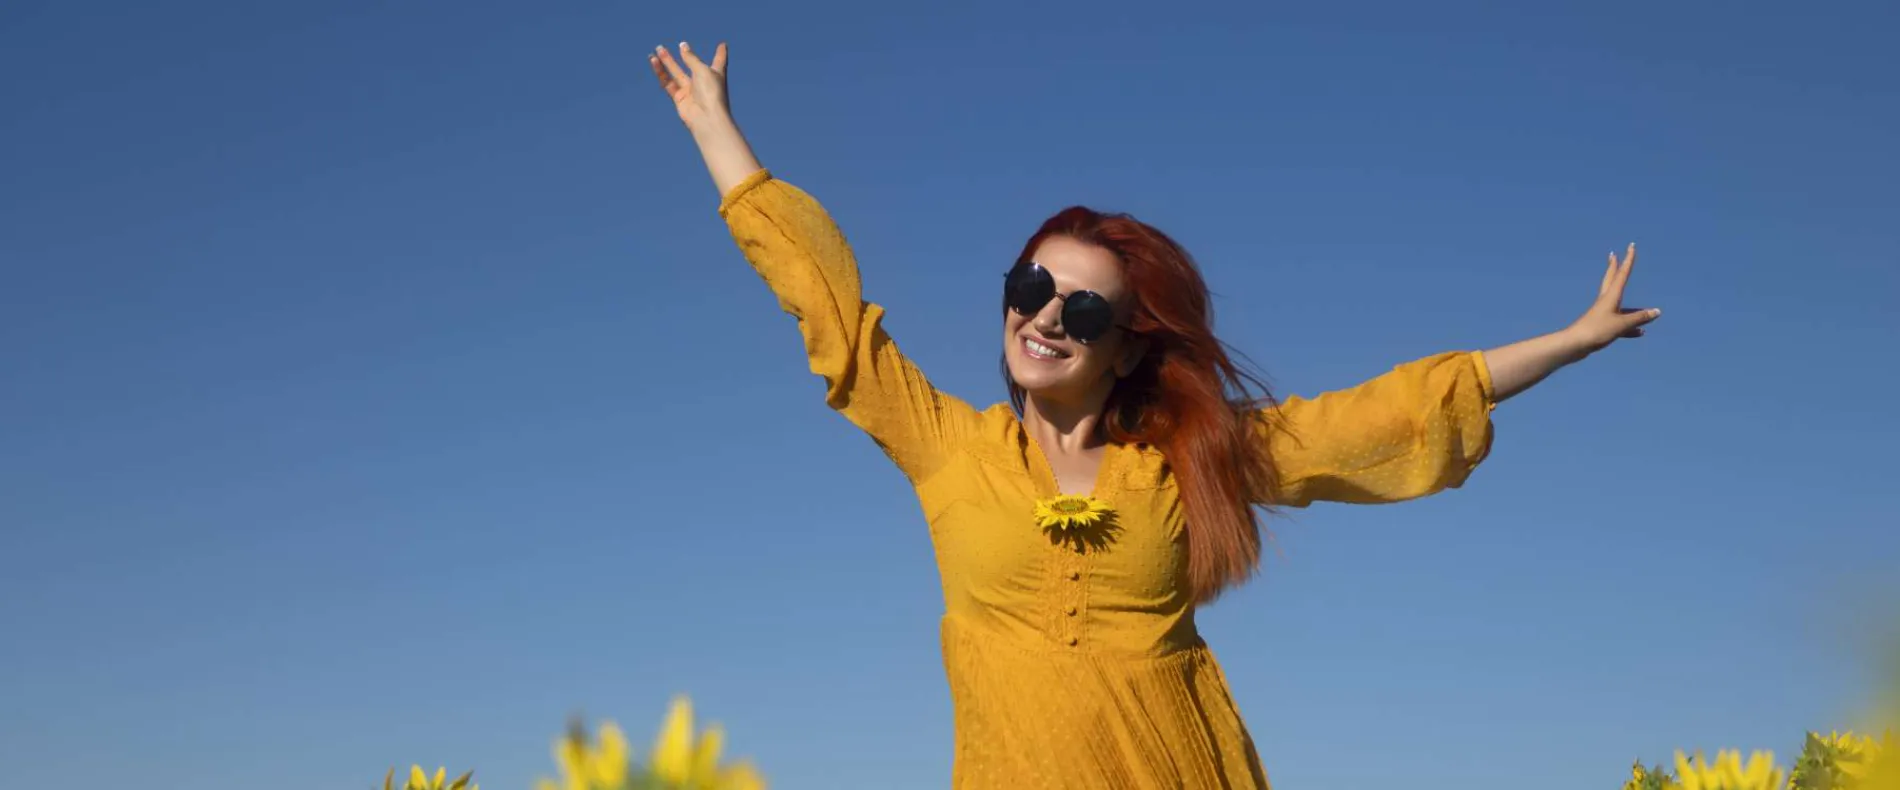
[692,117,764,198]
[1481,327,1595,403]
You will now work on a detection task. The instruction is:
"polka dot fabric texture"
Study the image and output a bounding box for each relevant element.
[720,171,1496,789]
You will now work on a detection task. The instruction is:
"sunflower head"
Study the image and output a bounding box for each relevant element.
[384,766,475,790]
[1033,495,1113,533]
[1673,749,1784,790]
[1794,729,1889,785]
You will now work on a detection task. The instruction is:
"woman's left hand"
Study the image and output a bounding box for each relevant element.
[1564,243,1661,353]
[1482,243,1663,402]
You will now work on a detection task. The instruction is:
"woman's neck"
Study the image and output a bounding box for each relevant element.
[1022,388,1112,454]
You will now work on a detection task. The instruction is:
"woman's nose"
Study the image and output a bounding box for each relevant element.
[1033,300,1064,336]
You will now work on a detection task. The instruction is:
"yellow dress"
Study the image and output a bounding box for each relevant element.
[719,170,1497,789]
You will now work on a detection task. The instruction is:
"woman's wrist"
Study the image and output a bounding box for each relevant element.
[1552,324,1599,360]
[689,116,764,196]
[686,110,740,144]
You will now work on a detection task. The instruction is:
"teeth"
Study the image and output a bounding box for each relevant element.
[1026,338,1067,358]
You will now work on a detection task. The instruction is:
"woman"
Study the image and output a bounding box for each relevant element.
[648,41,1660,789]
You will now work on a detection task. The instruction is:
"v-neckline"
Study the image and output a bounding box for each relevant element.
[1020,421,1124,500]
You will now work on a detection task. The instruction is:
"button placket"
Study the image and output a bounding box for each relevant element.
[1051,547,1088,650]
[1023,436,1120,652]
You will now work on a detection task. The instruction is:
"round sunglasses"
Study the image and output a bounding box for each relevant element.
[1003,261,1130,344]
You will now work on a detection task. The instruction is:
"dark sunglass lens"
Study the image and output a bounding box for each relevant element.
[1004,263,1054,315]
[1064,291,1116,342]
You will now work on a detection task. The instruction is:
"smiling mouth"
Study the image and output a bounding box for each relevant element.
[1022,335,1070,360]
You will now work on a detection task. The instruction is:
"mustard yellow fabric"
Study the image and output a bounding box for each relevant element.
[719,170,1497,789]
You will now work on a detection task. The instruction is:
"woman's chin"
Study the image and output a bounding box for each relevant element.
[1007,350,1097,398]
[1006,360,1054,390]
[1010,369,1080,399]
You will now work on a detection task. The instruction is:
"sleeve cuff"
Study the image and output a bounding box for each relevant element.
[1470,350,1497,409]
[716,169,774,217]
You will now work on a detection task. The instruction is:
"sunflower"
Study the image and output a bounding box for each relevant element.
[1816,730,1887,781]
[534,697,764,790]
[539,720,629,790]
[1673,749,1784,790]
[1621,760,1672,790]
[385,766,475,790]
[1033,495,1114,533]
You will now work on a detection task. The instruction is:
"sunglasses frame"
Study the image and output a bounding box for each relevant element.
[1003,261,1133,345]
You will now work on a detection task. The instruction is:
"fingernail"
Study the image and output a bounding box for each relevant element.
[680,41,689,49]
[1650,308,1662,317]
[655,45,664,53]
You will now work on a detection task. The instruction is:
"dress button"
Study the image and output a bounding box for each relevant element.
[1066,636,1079,646]
[1068,570,1081,581]
[1065,606,1078,616]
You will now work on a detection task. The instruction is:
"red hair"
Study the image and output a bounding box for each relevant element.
[1004,207,1280,604]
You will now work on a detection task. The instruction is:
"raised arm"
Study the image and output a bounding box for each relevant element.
[647,41,978,486]
[1261,243,1662,507]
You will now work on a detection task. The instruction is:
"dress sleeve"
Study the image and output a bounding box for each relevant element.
[1261,350,1497,508]
[718,170,979,485]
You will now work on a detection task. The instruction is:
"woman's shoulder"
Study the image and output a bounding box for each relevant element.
[943,403,1043,467]
[963,402,1027,449]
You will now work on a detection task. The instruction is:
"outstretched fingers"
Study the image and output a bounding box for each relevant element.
[679,41,729,81]
[648,52,679,95]
[1621,304,1662,336]
[1587,242,1660,342]
[678,41,710,77]
[1610,242,1637,298]
[654,45,691,91]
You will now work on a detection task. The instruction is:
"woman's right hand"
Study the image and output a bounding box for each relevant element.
[649,40,761,195]
[649,42,732,136]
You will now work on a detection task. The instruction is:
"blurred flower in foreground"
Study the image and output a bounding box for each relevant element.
[1673,749,1784,790]
[537,696,765,790]
[1849,644,1900,790]
[1623,760,1675,790]
[649,696,766,790]
[381,765,475,790]
[1854,731,1899,790]
[1792,730,1888,788]
[543,720,630,790]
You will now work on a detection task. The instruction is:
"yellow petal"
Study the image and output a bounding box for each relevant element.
[717,762,767,790]
[722,763,767,790]
[385,767,396,790]
[594,722,629,787]
[652,696,696,782]
[692,724,726,779]
[432,767,447,790]
[1674,751,1704,790]
[1742,751,1773,783]
[553,734,590,790]
[409,766,429,790]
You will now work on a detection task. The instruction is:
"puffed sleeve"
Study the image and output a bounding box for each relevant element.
[1261,351,1496,507]
[719,170,980,485]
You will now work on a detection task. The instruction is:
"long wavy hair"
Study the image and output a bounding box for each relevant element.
[1003,207,1281,604]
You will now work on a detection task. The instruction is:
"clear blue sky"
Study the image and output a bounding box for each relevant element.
[4,2,1896,788]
